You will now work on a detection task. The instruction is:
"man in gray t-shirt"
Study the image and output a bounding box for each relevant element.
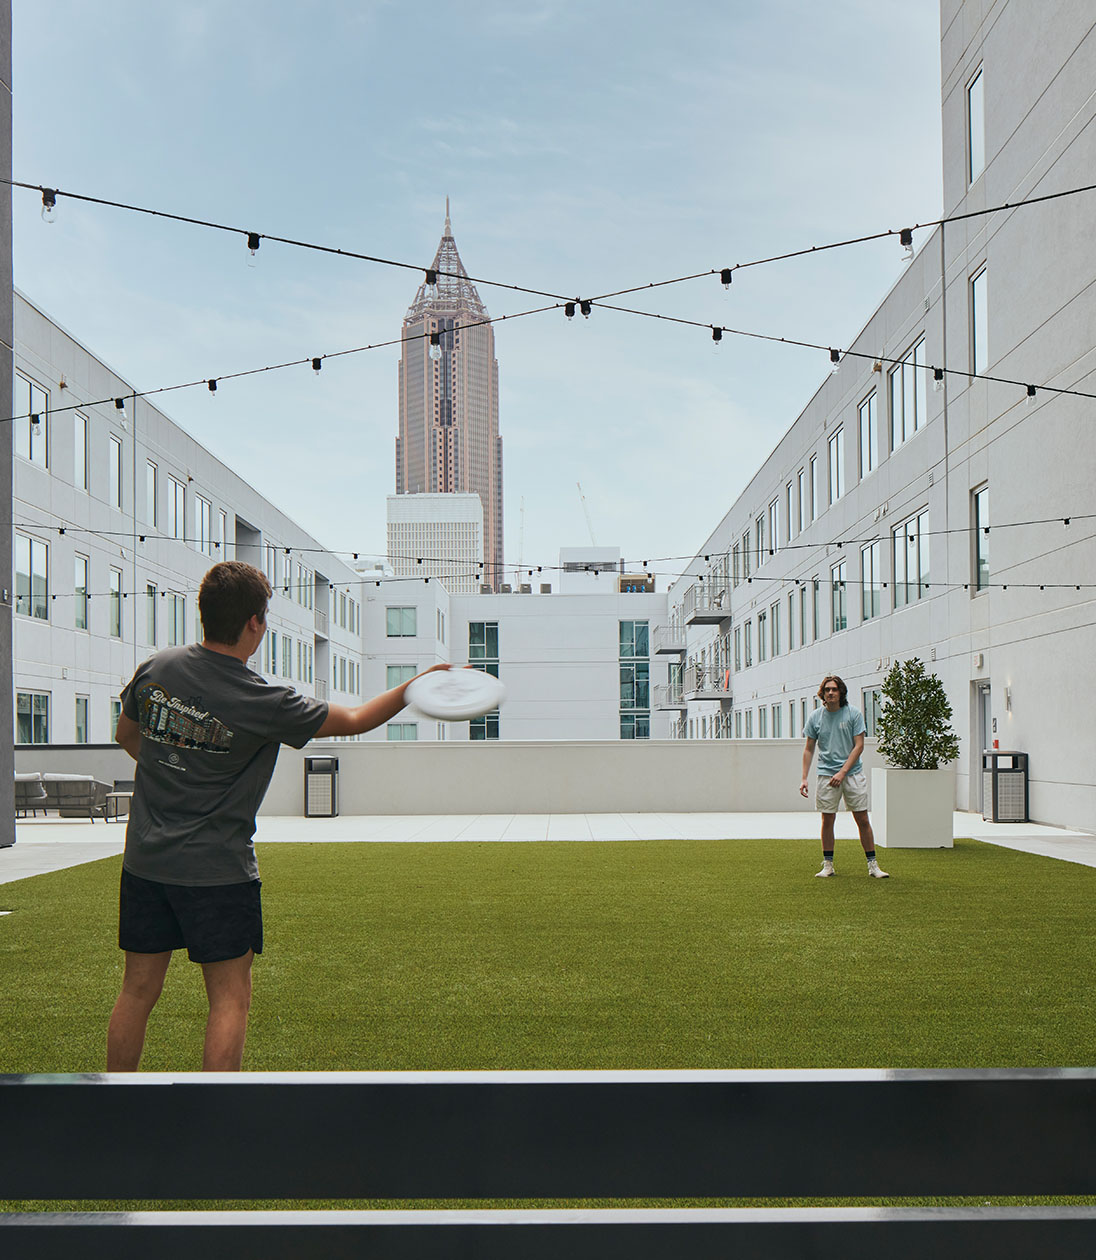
[107,561,449,1072]
[800,674,889,880]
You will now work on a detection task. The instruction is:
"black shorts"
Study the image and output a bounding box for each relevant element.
[119,869,263,964]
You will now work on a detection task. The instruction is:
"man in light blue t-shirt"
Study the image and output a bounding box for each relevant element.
[800,674,889,879]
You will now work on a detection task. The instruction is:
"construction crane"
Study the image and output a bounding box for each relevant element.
[517,497,525,572]
[576,481,598,546]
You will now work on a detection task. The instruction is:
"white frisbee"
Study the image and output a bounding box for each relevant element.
[405,669,507,721]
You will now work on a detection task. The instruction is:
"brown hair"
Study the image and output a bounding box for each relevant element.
[198,562,272,645]
[817,674,849,706]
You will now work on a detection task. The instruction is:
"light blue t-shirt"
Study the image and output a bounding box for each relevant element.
[804,704,867,777]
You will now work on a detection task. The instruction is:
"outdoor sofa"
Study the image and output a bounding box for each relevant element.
[14,772,111,820]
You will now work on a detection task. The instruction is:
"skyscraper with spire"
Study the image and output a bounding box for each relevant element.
[396,203,503,590]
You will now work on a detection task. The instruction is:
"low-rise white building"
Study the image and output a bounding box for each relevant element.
[386,491,483,595]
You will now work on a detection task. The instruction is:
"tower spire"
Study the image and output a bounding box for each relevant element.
[445,196,451,234]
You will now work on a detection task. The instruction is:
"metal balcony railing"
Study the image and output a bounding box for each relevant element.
[683,583,730,625]
[653,621,686,654]
[653,683,687,710]
[315,679,328,700]
[683,662,732,701]
[315,610,328,636]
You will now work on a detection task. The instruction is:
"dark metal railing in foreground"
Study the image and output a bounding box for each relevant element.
[2,1068,1095,1257]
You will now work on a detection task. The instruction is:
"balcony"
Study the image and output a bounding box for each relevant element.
[653,622,686,655]
[682,662,732,704]
[315,610,328,637]
[683,583,730,625]
[315,679,328,700]
[653,683,686,711]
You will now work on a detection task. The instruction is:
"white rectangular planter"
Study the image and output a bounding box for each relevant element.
[872,767,955,848]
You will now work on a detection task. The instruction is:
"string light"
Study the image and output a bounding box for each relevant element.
[1027,384,1037,406]
[564,302,576,320]
[933,367,944,392]
[580,300,592,319]
[829,347,841,374]
[899,228,914,261]
[425,268,438,298]
[711,326,723,344]
[429,331,442,361]
[312,358,322,375]
[720,268,733,290]
[207,379,217,395]
[246,231,260,267]
[40,188,56,224]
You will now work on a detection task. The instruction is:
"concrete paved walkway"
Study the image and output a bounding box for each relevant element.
[2,811,1094,886]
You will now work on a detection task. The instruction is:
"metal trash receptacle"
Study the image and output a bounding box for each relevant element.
[982,750,1028,823]
[304,756,339,818]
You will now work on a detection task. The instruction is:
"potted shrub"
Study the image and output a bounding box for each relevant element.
[872,657,960,848]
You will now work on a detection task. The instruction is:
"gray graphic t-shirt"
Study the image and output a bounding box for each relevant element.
[121,644,329,885]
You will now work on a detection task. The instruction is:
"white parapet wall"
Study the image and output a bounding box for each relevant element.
[263,739,886,817]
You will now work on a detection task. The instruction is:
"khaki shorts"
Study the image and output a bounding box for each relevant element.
[816,769,870,814]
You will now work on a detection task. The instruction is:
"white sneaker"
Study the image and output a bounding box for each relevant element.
[815,860,835,878]
[867,859,890,879]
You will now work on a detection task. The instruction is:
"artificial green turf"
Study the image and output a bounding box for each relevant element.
[3,837,1095,1211]
[1,836,1094,1073]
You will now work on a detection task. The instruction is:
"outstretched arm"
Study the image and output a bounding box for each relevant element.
[314,664,451,738]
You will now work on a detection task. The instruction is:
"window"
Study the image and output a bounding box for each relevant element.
[787,592,795,652]
[168,476,186,540]
[741,531,751,579]
[15,534,48,620]
[14,372,49,468]
[889,338,927,450]
[74,413,88,491]
[471,711,500,740]
[812,577,821,641]
[770,602,780,657]
[745,710,753,739]
[437,608,446,642]
[387,723,418,741]
[146,461,158,525]
[109,569,123,637]
[799,584,807,647]
[973,485,989,592]
[757,611,768,662]
[285,637,295,681]
[828,427,844,503]
[469,621,499,673]
[796,469,806,535]
[862,688,883,737]
[809,456,818,522]
[767,499,780,556]
[967,65,985,184]
[111,700,123,740]
[861,542,881,620]
[75,554,89,631]
[831,562,847,632]
[146,583,158,645]
[619,620,649,658]
[386,606,417,637]
[109,436,122,508]
[219,510,229,557]
[971,267,988,376]
[788,701,797,739]
[785,483,793,544]
[759,706,768,738]
[732,543,741,586]
[858,392,877,478]
[196,494,213,556]
[755,515,765,568]
[734,626,742,670]
[75,696,89,744]
[16,692,49,744]
[744,620,753,667]
[168,593,186,645]
[772,704,782,738]
[894,509,930,607]
[620,619,650,740]
[735,711,742,739]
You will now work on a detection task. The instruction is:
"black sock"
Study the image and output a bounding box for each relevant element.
[865,850,876,861]
[823,850,834,861]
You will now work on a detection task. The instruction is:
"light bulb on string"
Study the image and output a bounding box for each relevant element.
[1026,384,1037,407]
[720,268,733,291]
[429,331,442,361]
[829,347,841,375]
[711,326,723,348]
[425,269,438,299]
[564,302,576,321]
[899,228,914,261]
[246,232,260,267]
[933,367,944,393]
[312,358,322,376]
[41,189,57,224]
[208,379,218,397]
[580,300,592,319]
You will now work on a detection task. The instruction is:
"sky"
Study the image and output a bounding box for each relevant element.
[12,0,943,590]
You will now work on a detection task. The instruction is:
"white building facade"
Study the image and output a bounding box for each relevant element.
[12,293,367,747]
[386,491,483,595]
[669,0,1096,831]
